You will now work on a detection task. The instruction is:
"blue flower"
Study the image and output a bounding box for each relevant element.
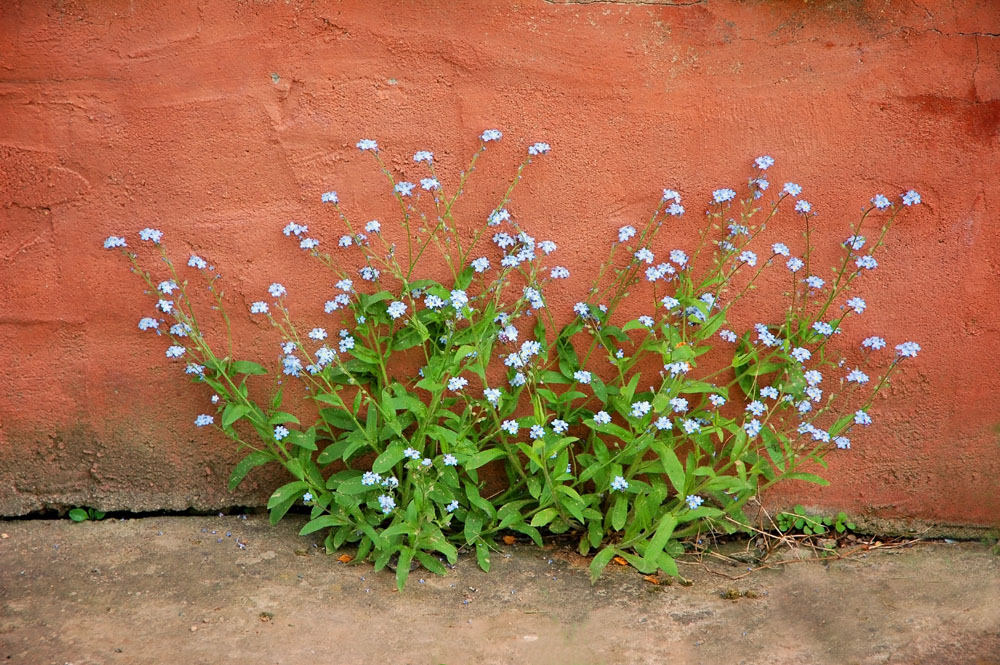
[746,401,765,416]
[594,411,611,425]
[618,225,636,243]
[377,495,396,514]
[871,194,891,210]
[450,289,469,310]
[655,417,673,430]
[854,410,872,426]
[539,240,557,255]
[268,283,287,298]
[484,388,502,405]
[481,129,502,142]
[631,401,651,418]
[743,419,762,437]
[634,248,654,264]
[282,355,302,377]
[709,394,727,407]
[754,155,774,170]
[787,257,804,273]
[686,495,704,510]
[359,266,380,281]
[194,414,214,427]
[712,188,736,204]
[404,447,421,460]
[856,255,878,270]
[846,297,866,314]
[356,139,378,151]
[573,370,592,384]
[188,255,207,269]
[529,424,545,439]
[443,454,458,467]
[783,182,802,196]
[611,476,629,492]
[719,329,737,343]
[812,321,834,336]
[760,386,778,399]
[662,188,681,203]
[509,372,526,387]
[772,243,789,257]
[845,235,866,251]
[273,426,289,441]
[338,336,355,352]
[574,302,590,318]
[681,419,700,434]
[846,369,869,384]
[420,178,440,191]
[791,347,811,363]
[413,151,433,163]
[795,200,812,214]
[448,376,468,391]
[527,142,550,155]
[471,257,490,273]
[394,181,415,197]
[446,500,459,513]
[139,228,163,243]
[103,235,127,249]
[669,249,688,266]
[834,437,851,450]
[138,317,160,331]
[387,301,407,319]
[250,301,268,314]
[739,250,757,267]
[901,190,921,206]
[669,397,688,413]
[321,191,339,203]
[895,341,920,358]
[806,275,825,290]
[362,471,381,486]
[165,346,186,359]
[487,209,511,226]
[501,420,519,435]
[550,266,570,279]
[552,419,569,434]
[804,370,822,386]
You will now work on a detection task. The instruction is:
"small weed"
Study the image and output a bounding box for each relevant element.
[68,507,106,522]
[775,505,855,536]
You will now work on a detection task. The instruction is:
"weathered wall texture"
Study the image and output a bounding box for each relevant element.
[1,0,998,526]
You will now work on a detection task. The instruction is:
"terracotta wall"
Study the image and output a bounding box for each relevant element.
[1,0,998,526]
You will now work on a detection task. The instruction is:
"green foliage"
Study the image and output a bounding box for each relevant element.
[775,505,856,536]
[110,137,919,589]
[68,507,106,522]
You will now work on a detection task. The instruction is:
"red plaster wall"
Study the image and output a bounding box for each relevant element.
[1,0,998,526]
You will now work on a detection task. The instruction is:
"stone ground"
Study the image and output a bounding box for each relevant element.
[1,515,998,665]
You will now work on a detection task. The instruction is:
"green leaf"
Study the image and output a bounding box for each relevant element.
[396,548,414,591]
[642,513,678,570]
[232,360,267,375]
[228,451,274,490]
[610,494,628,531]
[266,481,309,525]
[68,508,89,522]
[530,507,559,528]
[268,411,300,425]
[299,515,347,535]
[654,444,686,495]
[221,403,250,429]
[464,448,506,470]
[781,472,830,486]
[476,540,491,572]
[589,546,617,583]
[372,443,405,474]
